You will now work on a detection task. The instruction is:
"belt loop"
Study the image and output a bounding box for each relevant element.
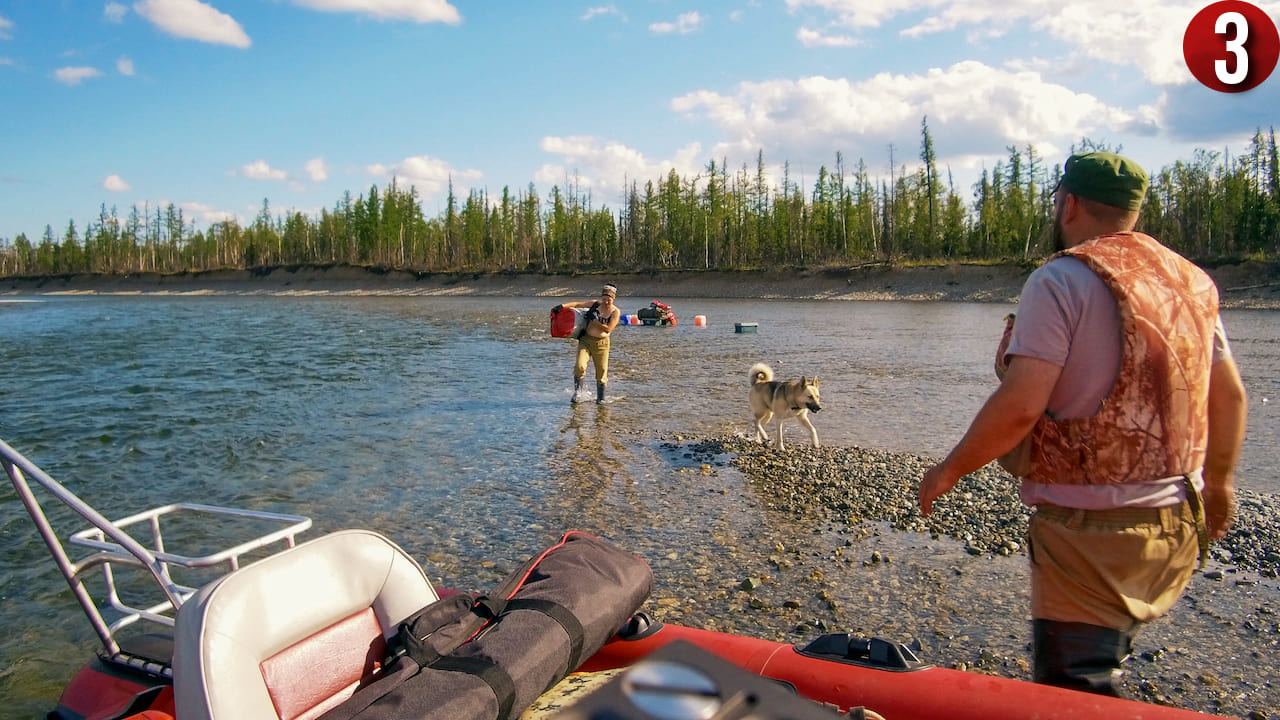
[1065,508,1085,530]
[1183,475,1209,570]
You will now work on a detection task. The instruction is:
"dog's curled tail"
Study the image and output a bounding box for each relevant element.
[750,362,774,385]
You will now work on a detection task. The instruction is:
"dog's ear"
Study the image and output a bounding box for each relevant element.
[813,376,819,386]
[800,376,807,385]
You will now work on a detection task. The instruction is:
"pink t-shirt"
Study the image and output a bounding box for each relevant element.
[1008,256,1229,509]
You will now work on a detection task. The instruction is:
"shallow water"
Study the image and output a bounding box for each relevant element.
[0,296,1276,717]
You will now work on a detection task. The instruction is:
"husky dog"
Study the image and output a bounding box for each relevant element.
[749,363,822,450]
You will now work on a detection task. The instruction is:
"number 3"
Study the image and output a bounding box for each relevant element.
[1184,0,1278,93]
[1216,11,1249,84]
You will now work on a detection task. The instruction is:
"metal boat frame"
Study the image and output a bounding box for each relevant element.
[1,438,311,677]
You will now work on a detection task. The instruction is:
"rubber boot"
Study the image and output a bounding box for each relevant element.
[571,377,582,404]
[596,382,606,404]
[1032,619,1133,697]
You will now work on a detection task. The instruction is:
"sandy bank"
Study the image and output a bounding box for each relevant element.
[3,261,1278,309]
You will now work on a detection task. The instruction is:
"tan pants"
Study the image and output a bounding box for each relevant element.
[574,335,610,384]
[1028,502,1200,632]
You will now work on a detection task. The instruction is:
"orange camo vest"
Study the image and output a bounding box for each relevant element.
[1009,232,1219,485]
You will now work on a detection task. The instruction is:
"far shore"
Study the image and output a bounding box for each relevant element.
[3,260,1278,309]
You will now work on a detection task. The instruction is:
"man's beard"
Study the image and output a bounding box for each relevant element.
[1051,210,1066,252]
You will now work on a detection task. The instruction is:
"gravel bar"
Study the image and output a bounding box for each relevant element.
[660,436,1279,720]
[694,437,1279,576]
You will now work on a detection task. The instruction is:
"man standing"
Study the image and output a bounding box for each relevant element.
[918,152,1248,696]
[554,284,621,404]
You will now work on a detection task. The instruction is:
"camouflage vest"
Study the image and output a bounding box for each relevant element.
[1014,232,1218,485]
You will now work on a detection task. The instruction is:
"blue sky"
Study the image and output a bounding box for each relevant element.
[2,0,1278,242]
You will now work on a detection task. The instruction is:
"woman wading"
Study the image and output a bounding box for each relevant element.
[554,284,621,404]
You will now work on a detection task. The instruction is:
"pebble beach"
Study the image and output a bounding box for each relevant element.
[648,437,1279,720]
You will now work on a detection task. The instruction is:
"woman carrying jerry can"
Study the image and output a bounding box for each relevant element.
[551,284,620,404]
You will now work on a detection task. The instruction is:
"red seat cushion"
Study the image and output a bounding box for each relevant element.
[260,608,386,720]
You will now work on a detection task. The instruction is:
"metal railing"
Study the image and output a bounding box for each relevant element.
[2,437,311,674]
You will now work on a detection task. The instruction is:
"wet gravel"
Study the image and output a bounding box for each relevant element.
[707,437,1280,577]
[648,436,1280,720]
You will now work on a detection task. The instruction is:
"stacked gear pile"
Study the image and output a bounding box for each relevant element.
[634,301,677,326]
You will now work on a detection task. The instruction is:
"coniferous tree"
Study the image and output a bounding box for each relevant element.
[919,117,941,256]
[4,123,1279,279]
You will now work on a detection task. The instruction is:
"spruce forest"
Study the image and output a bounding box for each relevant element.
[2,122,1278,279]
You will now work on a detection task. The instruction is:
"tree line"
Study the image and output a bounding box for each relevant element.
[2,121,1277,279]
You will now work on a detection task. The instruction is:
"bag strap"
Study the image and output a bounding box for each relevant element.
[399,532,597,666]
[315,656,421,720]
[394,591,488,666]
[430,656,517,720]
[504,598,585,671]
[472,594,510,620]
[419,599,582,718]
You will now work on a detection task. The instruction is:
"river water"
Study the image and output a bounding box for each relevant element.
[0,295,1276,718]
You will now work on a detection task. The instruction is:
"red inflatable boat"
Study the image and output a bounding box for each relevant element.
[3,437,1228,720]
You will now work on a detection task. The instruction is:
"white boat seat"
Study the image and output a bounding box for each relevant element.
[173,529,438,720]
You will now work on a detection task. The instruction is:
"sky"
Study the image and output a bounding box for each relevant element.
[1,0,1278,242]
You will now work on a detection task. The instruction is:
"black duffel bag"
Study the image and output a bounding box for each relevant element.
[319,531,653,720]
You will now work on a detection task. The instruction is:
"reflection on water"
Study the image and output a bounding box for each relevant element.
[0,295,1276,717]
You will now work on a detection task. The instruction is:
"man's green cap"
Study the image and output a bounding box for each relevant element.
[1059,151,1148,211]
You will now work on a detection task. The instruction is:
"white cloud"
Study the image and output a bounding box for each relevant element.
[104,3,129,23]
[0,14,12,40]
[534,135,705,201]
[290,0,461,24]
[787,0,1214,87]
[182,201,240,227]
[583,5,624,21]
[367,155,481,199]
[242,160,288,181]
[117,57,135,76]
[784,0,916,30]
[103,175,131,192]
[1035,3,1196,86]
[54,67,103,85]
[670,61,1151,179]
[133,0,251,48]
[305,157,329,182]
[797,27,857,47]
[0,57,14,67]
[650,11,703,34]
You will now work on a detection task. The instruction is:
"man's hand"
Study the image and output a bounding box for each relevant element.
[1202,483,1236,541]
[919,463,961,515]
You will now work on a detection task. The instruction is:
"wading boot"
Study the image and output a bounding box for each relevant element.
[1032,619,1133,697]
[571,377,582,404]
[596,382,606,404]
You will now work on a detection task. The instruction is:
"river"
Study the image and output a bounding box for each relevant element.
[0,295,1276,718]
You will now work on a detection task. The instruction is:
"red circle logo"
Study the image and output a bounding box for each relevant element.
[1183,0,1279,92]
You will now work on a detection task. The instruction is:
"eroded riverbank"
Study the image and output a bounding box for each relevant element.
[4,261,1278,309]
